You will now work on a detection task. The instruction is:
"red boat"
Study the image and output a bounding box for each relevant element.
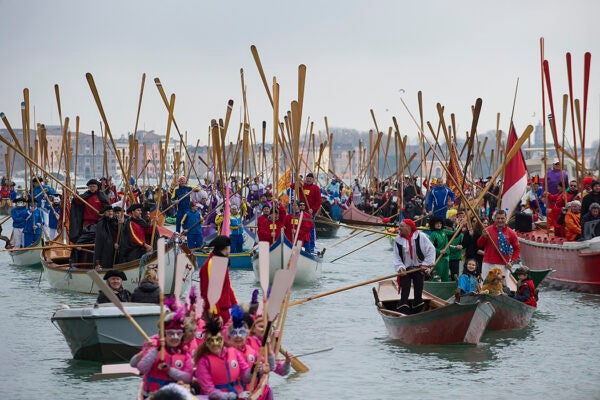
[341,203,382,225]
[517,230,600,294]
[372,280,495,345]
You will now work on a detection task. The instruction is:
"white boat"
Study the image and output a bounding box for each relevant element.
[252,235,322,285]
[41,233,195,295]
[9,235,43,267]
[51,303,160,363]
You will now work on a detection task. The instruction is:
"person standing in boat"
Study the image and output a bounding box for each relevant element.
[69,179,110,263]
[96,269,132,304]
[477,209,520,281]
[461,216,487,276]
[172,176,194,233]
[509,266,537,307]
[546,158,569,195]
[44,195,62,240]
[10,197,29,248]
[284,200,314,251]
[229,204,245,253]
[132,310,193,399]
[257,204,284,245]
[181,202,204,251]
[426,178,455,218]
[23,198,44,247]
[121,203,154,262]
[393,218,436,313]
[290,173,321,251]
[200,235,238,324]
[427,216,451,282]
[93,205,118,269]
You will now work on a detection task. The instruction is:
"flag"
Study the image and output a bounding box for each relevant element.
[501,124,528,218]
[277,168,292,195]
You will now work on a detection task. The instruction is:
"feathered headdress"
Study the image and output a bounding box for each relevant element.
[203,316,222,336]
[230,304,246,329]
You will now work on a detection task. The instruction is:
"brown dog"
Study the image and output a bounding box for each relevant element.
[480,267,506,295]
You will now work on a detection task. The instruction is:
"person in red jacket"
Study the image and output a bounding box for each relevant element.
[199,235,237,324]
[257,203,284,244]
[510,266,537,307]
[284,200,314,250]
[477,209,520,286]
[290,173,321,251]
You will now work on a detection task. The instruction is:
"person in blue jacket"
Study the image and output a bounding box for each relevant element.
[44,195,62,240]
[426,178,456,217]
[171,176,193,233]
[229,203,244,253]
[181,202,204,251]
[23,198,44,247]
[9,183,18,201]
[11,197,29,248]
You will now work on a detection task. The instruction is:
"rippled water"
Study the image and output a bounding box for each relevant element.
[0,224,599,399]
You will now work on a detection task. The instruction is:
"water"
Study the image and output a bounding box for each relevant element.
[0,223,599,399]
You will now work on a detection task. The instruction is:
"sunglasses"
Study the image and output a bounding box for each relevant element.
[229,327,248,338]
[205,335,224,345]
[165,329,183,339]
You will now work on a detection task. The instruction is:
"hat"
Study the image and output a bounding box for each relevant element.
[112,206,123,212]
[178,176,187,183]
[163,311,185,330]
[15,197,26,206]
[103,269,127,281]
[211,235,231,253]
[127,203,143,213]
[265,191,273,198]
[262,203,271,210]
[553,158,560,164]
[568,200,581,208]
[401,218,417,232]
[27,197,38,204]
[589,202,600,210]
[306,173,314,178]
[99,205,113,214]
[429,215,445,229]
[31,176,44,183]
[87,179,100,186]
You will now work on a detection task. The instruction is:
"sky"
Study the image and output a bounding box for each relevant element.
[1,0,599,149]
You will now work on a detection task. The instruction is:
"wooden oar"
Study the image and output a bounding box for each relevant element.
[292,347,334,359]
[250,268,293,389]
[91,363,140,381]
[87,270,150,340]
[157,237,167,361]
[288,268,426,307]
[0,243,95,252]
[173,251,187,299]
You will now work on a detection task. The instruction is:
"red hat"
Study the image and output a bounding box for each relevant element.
[401,218,417,232]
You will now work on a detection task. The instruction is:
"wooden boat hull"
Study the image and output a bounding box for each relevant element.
[315,218,341,238]
[51,303,159,363]
[195,249,255,270]
[518,230,600,293]
[341,203,382,225]
[41,241,194,296]
[9,236,43,267]
[374,280,494,345]
[456,293,535,330]
[252,236,323,285]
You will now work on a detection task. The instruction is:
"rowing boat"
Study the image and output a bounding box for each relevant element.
[9,235,43,267]
[453,292,536,330]
[373,279,494,345]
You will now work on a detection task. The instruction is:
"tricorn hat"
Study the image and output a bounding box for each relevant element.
[103,269,127,281]
[127,203,143,213]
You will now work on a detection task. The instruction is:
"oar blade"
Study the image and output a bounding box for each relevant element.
[91,363,139,381]
[207,256,228,313]
[173,252,186,299]
[258,241,270,295]
[286,241,302,290]
[267,269,292,321]
[157,237,166,293]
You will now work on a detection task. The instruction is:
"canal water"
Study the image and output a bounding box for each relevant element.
[0,223,598,399]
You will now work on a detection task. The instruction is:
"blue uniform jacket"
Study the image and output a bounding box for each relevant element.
[11,207,30,229]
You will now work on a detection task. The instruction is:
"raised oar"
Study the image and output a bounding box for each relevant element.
[87,270,150,340]
[288,268,426,307]
[207,255,229,318]
[250,268,293,389]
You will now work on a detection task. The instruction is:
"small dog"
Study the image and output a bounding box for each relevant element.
[480,267,506,295]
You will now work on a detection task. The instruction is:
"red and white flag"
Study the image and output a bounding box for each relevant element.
[501,124,528,218]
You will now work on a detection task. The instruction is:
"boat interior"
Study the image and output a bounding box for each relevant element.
[373,279,448,316]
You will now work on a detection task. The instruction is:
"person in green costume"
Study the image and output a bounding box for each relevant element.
[427,215,451,282]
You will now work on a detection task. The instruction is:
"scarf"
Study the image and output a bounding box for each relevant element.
[497,227,513,256]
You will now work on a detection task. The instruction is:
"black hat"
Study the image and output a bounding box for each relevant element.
[31,176,44,183]
[112,206,123,212]
[127,203,143,213]
[306,173,314,178]
[87,179,100,186]
[211,235,231,253]
[15,197,27,205]
[428,216,445,229]
[103,269,127,281]
[99,205,113,214]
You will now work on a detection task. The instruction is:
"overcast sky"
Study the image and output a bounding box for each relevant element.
[1,0,599,149]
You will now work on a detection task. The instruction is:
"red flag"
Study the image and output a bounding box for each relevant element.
[501,124,528,218]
